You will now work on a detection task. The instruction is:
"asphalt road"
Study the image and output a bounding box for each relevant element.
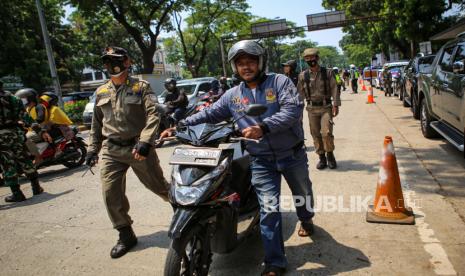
[1,85,464,275]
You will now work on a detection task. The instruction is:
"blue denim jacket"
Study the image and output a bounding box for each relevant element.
[184,73,305,159]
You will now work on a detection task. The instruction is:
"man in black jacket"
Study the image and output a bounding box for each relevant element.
[164,78,188,122]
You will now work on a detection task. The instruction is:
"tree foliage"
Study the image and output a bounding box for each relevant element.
[323,0,462,59]
[0,0,83,91]
[70,0,189,73]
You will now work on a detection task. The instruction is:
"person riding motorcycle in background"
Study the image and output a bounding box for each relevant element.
[15,88,52,164]
[164,78,188,122]
[219,76,230,92]
[281,59,298,86]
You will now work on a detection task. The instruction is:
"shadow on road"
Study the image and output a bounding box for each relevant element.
[0,189,74,210]
[133,230,170,251]
[286,225,370,275]
[329,160,379,173]
[210,212,370,275]
[17,165,88,185]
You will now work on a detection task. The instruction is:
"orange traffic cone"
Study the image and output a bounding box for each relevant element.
[366,136,415,225]
[366,86,375,104]
[361,82,367,92]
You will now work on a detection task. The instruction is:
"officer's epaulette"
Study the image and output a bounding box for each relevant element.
[96,81,112,95]
[131,78,149,94]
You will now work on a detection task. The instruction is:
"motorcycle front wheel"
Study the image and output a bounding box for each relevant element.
[164,225,211,276]
[62,140,87,168]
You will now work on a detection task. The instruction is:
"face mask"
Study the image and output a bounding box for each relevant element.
[106,58,127,76]
[306,59,318,68]
[21,98,28,105]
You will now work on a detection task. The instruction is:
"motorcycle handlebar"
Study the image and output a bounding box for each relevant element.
[229,137,260,143]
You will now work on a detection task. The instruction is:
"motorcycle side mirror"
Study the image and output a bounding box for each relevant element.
[245,104,268,117]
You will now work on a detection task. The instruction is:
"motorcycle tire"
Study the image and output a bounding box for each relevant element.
[164,225,211,276]
[62,140,87,168]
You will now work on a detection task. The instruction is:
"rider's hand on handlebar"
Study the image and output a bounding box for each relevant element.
[242,125,263,140]
[160,127,176,139]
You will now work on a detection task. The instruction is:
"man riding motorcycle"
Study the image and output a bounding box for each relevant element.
[39,92,74,139]
[163,78,188,122]
[15,88,52,163]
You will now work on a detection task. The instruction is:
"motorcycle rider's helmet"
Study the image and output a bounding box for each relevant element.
[40,91,59,107]
[281,60,297,71]
[219,76,228,85]
[332,67,339,74]
[15,88,38,106]
[227,40,267,81]
[350,64,356,69]
[164,78,177,92]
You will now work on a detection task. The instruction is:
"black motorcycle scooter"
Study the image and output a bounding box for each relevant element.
[159,104,267,276]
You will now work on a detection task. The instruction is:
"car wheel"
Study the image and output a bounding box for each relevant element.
[402,91,409,107]
[420,99,439,138]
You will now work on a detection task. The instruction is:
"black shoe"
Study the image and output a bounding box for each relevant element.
[31,178,44,195]
[316,154,327,170]
[110,227,138,259]
[5,186,26,202]
[327,152,337,169]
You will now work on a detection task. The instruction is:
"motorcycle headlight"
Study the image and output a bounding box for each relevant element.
[172,157,229,205]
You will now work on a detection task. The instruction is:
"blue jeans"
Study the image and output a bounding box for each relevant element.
[250,147,314,268]
[172,107,186,122]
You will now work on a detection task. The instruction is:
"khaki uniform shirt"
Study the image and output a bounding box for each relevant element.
[89,76,160,153]
[297,67,341,107]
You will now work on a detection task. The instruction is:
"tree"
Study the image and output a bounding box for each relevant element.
[170,0,250,77]
[0,0,83,91]
[70,0,190,74]
[323,0,462,59]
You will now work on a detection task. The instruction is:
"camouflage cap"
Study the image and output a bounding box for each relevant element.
[303,48,319,57]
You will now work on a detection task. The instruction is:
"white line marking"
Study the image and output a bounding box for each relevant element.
[398,162,457,275]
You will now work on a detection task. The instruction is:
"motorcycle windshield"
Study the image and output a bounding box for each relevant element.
[176,123,233,146]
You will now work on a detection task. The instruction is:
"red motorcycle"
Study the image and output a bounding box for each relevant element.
[35,126,87,169]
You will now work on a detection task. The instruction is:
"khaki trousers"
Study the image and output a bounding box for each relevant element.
[100,140,170,229]
[306,106,335,155]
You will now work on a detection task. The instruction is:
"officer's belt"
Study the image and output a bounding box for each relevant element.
[107,137,138,147]
[306,99,331,106]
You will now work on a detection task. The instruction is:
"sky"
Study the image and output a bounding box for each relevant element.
[246,0,344,50]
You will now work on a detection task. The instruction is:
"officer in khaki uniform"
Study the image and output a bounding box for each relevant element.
[86,46,170,259]
[297,48,341,170]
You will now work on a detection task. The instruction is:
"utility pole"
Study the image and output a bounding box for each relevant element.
[219,36,227,77]
[35,0,63,107]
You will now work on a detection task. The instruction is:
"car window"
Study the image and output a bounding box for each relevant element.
[439,46,455,72]
[453,44,465,63]
[177,84,196,95]
[198,83,211,93]
[418,56,435,74]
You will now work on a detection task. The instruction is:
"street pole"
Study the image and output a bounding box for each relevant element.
[35,0,63,108]
[219,36,227,77]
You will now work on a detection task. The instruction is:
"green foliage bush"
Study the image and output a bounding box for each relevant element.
[64,100,88,124]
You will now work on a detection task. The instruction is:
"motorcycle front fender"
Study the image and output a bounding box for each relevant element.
[168,208,201,239]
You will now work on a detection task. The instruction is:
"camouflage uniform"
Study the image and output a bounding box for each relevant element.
[89,76,169,229]
[0,90,43,201]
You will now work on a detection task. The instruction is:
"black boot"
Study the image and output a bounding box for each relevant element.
[327,152,337,169]
[5,185,26,202]
[110,226,138,259]
[316,154,327,170]
[30,177,44,196]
